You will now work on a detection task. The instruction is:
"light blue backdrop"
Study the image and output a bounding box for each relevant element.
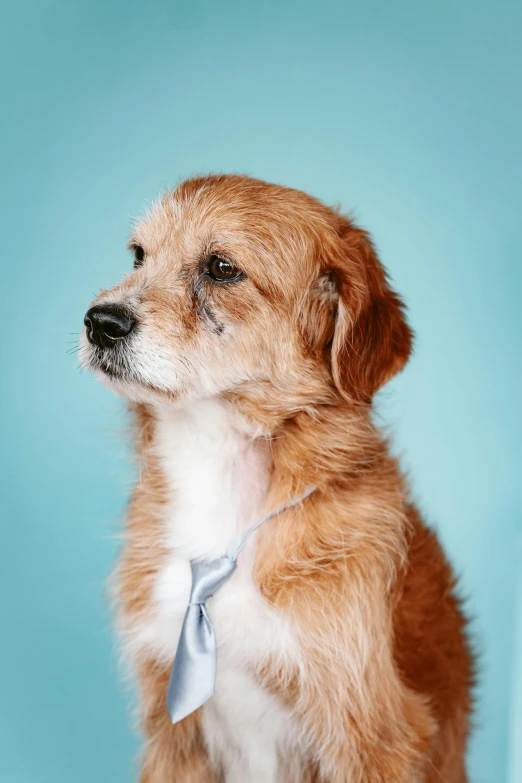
[1,1,521,781]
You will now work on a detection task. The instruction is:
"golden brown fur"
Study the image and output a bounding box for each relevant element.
[82,175,474,781]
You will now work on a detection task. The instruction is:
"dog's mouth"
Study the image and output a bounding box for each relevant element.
[80,335,142,384]
[97,354,127,380]
[80,332,179,405]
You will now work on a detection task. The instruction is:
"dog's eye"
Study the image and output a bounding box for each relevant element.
[133,245,145,269]
[206,255,243,283]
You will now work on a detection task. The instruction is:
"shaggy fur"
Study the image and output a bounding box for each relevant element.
[81,174,474,782]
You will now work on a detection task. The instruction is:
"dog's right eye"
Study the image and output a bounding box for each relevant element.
[133,245,145,269]
[206,255,244,283]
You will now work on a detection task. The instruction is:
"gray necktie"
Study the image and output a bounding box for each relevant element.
[166,486,315,724]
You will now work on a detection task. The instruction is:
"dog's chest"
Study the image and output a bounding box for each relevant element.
[136,400,303,782]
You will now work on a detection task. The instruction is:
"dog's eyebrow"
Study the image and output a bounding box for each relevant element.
[199,242,236,265]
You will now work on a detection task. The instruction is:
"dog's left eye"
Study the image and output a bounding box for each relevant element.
[207,255,243,283]
[133,245,145,269]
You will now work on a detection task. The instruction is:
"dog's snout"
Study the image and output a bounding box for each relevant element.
[84,304,135,348]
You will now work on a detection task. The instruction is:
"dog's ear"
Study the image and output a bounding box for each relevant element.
[328,218,413,404]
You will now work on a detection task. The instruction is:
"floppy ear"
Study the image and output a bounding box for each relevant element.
[329,221,413,403]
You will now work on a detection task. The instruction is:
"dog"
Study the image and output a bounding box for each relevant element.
[81,174,474,782]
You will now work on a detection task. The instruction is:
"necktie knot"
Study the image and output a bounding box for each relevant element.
[189,556,237,605]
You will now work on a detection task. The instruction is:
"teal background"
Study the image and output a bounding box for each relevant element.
[1,1,521,781]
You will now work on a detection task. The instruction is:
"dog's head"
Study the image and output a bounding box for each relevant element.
[81,175,412,416]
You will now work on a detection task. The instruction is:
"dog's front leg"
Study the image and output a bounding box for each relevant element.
[258,572,435,782]
[292,615,435,783]
[137,659,218,783]
[294,655,435,783]
[140,717,216,783]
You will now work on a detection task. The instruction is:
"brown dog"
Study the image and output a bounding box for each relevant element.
[81,175,474,782]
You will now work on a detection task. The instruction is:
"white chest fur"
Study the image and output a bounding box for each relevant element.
[131,399,304,782]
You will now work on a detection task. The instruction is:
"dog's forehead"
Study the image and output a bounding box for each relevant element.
[133,186,319,277]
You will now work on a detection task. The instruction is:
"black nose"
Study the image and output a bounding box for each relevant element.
[84,304,135,348]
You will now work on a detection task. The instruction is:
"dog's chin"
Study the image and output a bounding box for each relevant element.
[93,365,183,405]
[80,341,180,406]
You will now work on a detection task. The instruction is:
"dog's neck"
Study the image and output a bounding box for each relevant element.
[270,403,385,490]
[152,397,272,561]
[227,393,387,496]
